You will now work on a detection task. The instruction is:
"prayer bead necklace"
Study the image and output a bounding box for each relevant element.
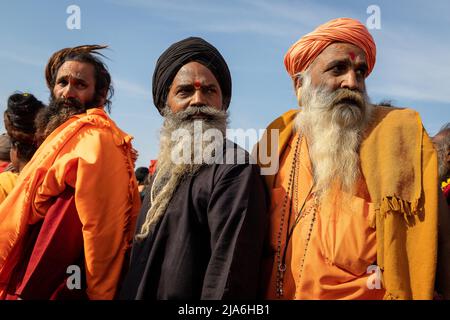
[275,132,318,298]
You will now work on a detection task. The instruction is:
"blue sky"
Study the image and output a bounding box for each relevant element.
[0,0,449,168]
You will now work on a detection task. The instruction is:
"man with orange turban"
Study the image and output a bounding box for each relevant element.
[257,18,450,300]
[0,45,140,300]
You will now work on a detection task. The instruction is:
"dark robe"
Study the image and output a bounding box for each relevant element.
[120,143,268,300]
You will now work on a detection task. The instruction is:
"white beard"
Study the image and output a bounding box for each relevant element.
[294,73,374,198]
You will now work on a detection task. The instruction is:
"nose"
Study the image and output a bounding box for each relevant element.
[61,83,76,99]
[189,89,207,107]
[341,70,362,91]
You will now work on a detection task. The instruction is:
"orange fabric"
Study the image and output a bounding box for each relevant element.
[264,133,385,299]
[284,18,376,78]
[0,108,140,300]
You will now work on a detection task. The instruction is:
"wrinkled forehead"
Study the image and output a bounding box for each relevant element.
[313,42,368,66]
[172,61,220,85]
[55,60,95,81]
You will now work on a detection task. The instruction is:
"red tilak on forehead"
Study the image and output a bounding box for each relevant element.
[194,80,201,89]
[349,52,356,61]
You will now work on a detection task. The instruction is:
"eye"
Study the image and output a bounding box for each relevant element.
[330,63,347,75]
[205,87,217,94]
[355,67,368,78]
[57,79,68,86]
[177,87,193,96]
[76,82,88,89]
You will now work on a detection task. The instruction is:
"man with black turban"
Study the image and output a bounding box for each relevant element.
[120,37,268,300]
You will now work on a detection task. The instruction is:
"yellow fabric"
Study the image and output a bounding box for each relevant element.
[0,107,140,300]
[0,172,19,204]
[263,133,385,299]
[257,106,442,299]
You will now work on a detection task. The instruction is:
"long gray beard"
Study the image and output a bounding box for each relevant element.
[136,105,228,240]
[295,75,373,198]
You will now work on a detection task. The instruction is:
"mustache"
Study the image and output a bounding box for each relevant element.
[167,105,226,122]
[328,88,366,110]
[49,97,84,111]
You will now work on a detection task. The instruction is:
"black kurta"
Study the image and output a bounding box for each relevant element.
[120,143,268,300]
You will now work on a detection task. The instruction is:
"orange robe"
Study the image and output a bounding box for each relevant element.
[263,133,385,299]
[257,107,447,299]
[0,108,140,299]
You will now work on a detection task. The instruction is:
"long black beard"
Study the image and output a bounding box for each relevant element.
[34,97,87,146]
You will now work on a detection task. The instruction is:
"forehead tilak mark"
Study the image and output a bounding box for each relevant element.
[349,52,356,61]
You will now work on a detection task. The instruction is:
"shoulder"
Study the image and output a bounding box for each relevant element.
[0,171,18,191]
[366,105,423,137]
[265,109,299,131]
[205,140,263,184]
[68,109,132,150]
[371,105,420,125]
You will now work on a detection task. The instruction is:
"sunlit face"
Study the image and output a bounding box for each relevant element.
[52,61,97,106]
[166,61,223,114]
[302,42,368,94]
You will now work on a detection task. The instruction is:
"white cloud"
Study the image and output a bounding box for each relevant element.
[0,50,43,68]
[113,77,149,98]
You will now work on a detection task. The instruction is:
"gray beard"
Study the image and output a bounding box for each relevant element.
[136,105,228,240]
[295,76,373,198]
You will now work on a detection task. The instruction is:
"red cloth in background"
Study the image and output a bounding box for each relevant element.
[149,160,157,176]
[6,188,86,300]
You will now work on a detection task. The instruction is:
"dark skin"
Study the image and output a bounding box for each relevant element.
[9,147,26,173]
[295,43,368,103]
[167,61,223,114]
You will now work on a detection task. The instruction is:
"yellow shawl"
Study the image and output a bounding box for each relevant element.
[256,106,440,299]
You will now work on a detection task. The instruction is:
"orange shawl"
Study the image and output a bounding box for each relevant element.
[0,108,140,299]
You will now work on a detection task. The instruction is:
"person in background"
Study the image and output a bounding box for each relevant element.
[0,92,45,203]
[0,133,11,173]
[135,166,149,202]
[432,123,450,207]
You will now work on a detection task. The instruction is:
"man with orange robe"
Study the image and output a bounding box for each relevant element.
[257,18,450,299]
[0,45,140,300]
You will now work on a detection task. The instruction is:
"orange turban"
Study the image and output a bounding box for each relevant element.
[284,18,376,78]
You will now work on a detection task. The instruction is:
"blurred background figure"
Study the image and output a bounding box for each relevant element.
[135,166,149,202]
[433,123,450,206]
[0,133,11,173]
[0,92,45,203]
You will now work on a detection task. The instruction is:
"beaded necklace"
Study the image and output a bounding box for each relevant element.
[275,132,319,298]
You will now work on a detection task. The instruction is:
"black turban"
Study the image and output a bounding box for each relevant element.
[152,37,232,115]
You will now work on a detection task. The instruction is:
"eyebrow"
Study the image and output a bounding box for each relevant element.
[175,83,218,90]
[56,74,89,83]
[325,58,369,72]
